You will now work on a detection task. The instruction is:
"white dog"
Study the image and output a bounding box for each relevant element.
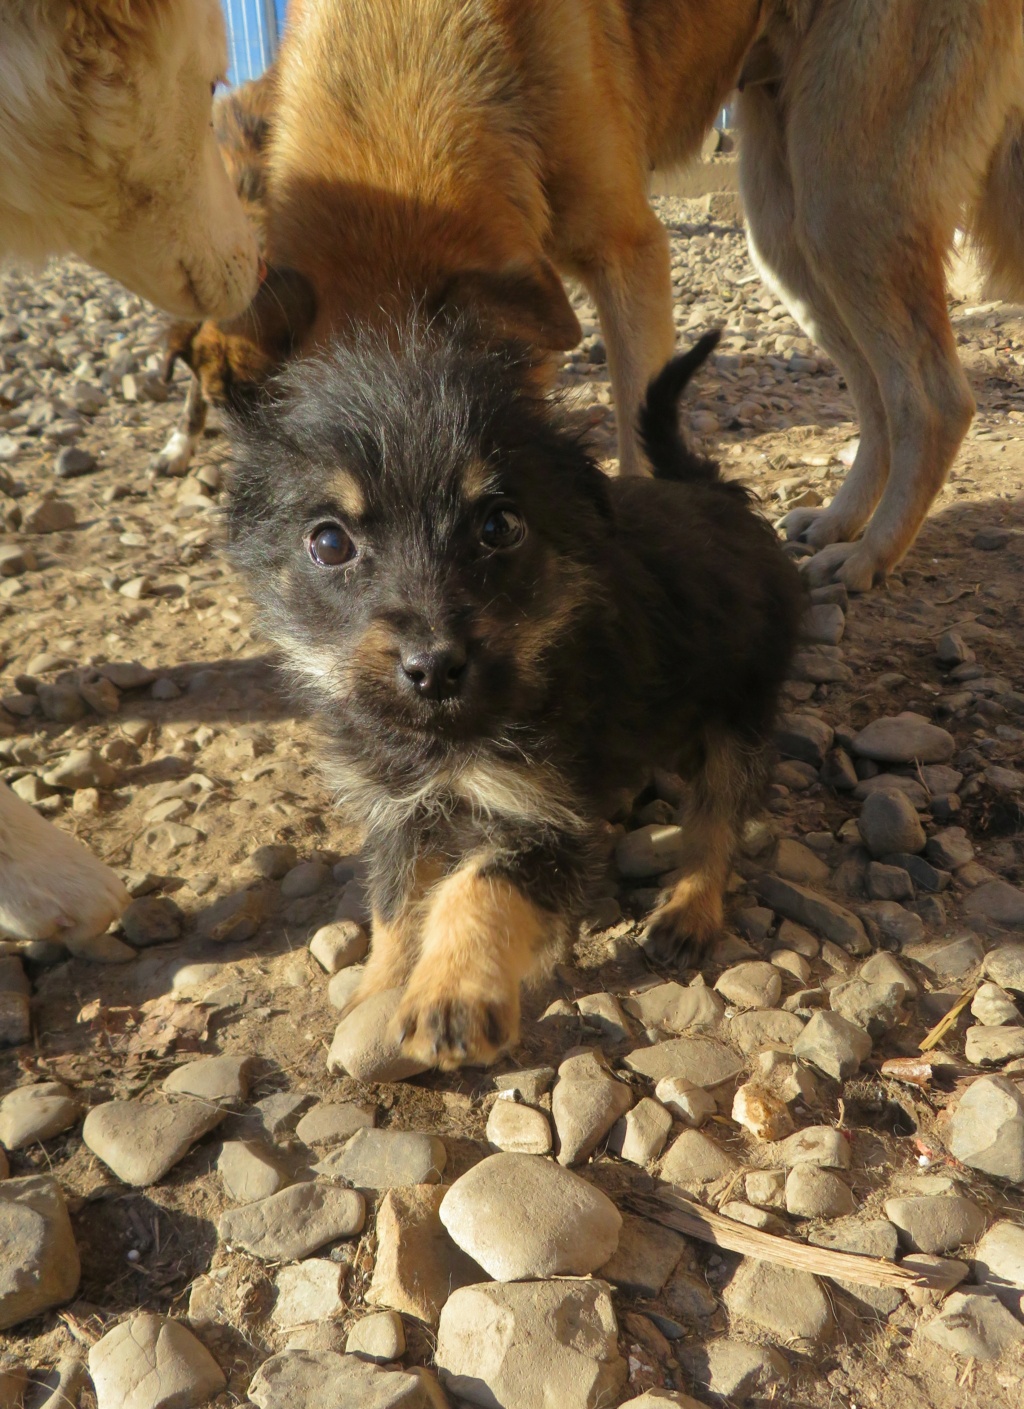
[0,0,262,948]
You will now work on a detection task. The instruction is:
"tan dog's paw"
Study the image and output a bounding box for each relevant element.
[393,978,519,1070]
[802,540,880,593]
[641,896,720,971]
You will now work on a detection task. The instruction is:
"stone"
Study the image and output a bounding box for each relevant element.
[852,714,955,765]
[611,1097,673,1164]
[83,1097,225,1186]
[947,1075,1024,1182]
[485,1098,552,1154]
[162,1053,254,1105]
[908,933,984,982]
[806,1216,902,1314]
[965,881,1024,928]
[723,1260,833,1345]
[773,838,830,885]
[756,875,869,954]
[88,1315,225,1409]
[310,920,369,974]
[576,991,632,1043]
[784,1164,854,1218]
[746,1169,787,1208]
[328,967,366,1012]
[435,1279,625,1409]
[857,790,926,857]
[901,1254,970,1308]
[884,1195,987,1254]
[346,1310,406,1363]
[660,1129,738,1190]
[965,1025,1024,1063]
[771,949,813,983]
[54,446,96,478]
[367,1185,483,1327]
[715,961,782,1009]
[42,747,115,790]
[776,713,833,768]
[248,842,299,878]
[829,979,904,1038]
[249,1351,443,1409]
[217,1141,287,1203]
[804,602,845,645]
[654,1077,716,1127]
[720,1200,787,1232]
[0,1176,80,1330]
[854,774,929,809]
[281,859,331,897]
[623,1035,743,1086]
[296,1102,376,1146]
[793,1011,872,1080]
[218,1182,365,1260]
[79,671,121,715]
[681,1340,788,1404]
[551,1049,633,1165]
[0,1082,81,1150]
[597,1212,687,1297]
[985,943,1024,994]
[21,497,75,534]
[727,1009,806,1053]
[732,1083,794,1141]
[623,980,725,1033]
[860,951,917,995]
[492,1067,556,1103]
[253,1091,311,1138]
[619,1395,706,1409]
[971,982,1021,1026]
[272,1260,346,1329]
[327,991,430,1083]
[439,1152,621,1281]
[314,1128,446,1189]
[119,896,182,946]
[926,827,975,870]
[921,1291,1024,1361]
[860,900,924,948]
[661,1266,719,1321]
[196,887,265,943]
[778,1127,851,1170]
[616,824,685,877]
[974,1220,1024,1309]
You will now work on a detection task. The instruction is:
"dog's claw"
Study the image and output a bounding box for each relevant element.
[641,903,715,972]
[393,987,514,1069]
[801,540,881,592]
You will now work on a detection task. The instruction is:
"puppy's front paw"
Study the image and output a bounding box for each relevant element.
[149,429,196,478]
[393,977,519,1070]
[642,897,720,972]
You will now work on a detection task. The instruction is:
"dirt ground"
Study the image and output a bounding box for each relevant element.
[2,196,1024,1408]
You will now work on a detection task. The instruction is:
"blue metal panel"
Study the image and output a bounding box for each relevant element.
[223,0,279,85]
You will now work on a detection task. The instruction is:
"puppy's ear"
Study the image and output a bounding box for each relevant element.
[444,259,581,351]
[162,322,201,382]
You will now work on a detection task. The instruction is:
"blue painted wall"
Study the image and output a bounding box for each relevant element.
[223,0,286,85]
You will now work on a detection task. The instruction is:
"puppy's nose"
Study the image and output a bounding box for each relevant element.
[400,642,467,701]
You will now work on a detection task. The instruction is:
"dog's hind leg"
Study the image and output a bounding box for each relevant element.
[738,83,891,553]
[643,728,767,971]
[150,373,207,478]
[577,207,676,478]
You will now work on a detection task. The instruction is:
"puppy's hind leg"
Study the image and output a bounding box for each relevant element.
[150,373,207,478]
[644,728,768,971]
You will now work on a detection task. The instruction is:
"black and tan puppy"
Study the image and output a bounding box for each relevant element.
[227,325,803,1069]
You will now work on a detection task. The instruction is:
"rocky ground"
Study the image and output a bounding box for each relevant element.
[2,195,1024,1409]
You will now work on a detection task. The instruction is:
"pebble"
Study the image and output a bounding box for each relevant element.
[623,1034,744,1086]
[88,1315,225,1409]
[773,838,830,885]
[793,1010,872,1080]
[723,1259,833,1346]
[776,712,834,767]
[615,823,686,877]
[54,445,95,478]
[610,1096,673,1164]
[576,991,632,1042]
[346,1310,406,1363]
[327,990,430,1083]
[746,1169,786,1208]
[217,1140,288,1203]
[162,1053,254,1104]
[965,880,1024,928]
[0,1082,81,1150]
[857,790,926,856]
[493,1066,555,1103]
[660,1129,738,1190]
[295,1101,376,1146]
[784,1163,854,1218]
[921,1290,1024,1361]
[853,773,929,809]
[620,1395,707,1409]
[770,949,813,984]
[623,980,725,1033]
[551,1049,633,1165]
[249,1351,444,1409]
[715,961,782,1009]
[0,1176,80,1330]
[985,943,1024,994]
[884,1194,987,1254]
[756,875,869,954]
[972,982,1021,1025]
[597,1212,688,1297]
[925,826,975,870]
[42,747,115,790]
[248,842,298,878]
[309,920,369,973]
[973,1220,1024,1308]
[851,714,955,764]
[965,1025,1024,1063]
[778,1126,851,1170]
[328,966,365,1012]
[732,1082,794,1141]
[828,978,904,1038]
[654,1077,716,1127]
[314,1127,446,1189]
[280,859,332,897]
[22,497,75,534]
[682,1340,789,1404]
[218,1181,365,1260]
[727,1009,806,1053]
[947,1075,1024,1182]
[82,1097,225,1186]
[804,602,845,645]
[860,951,917,995]
[485,1098,552,1155]
[436,1279,625,1409]
[439,1151,621,1280]
[119,896,182,946]
[367,1185,483,1327]
[271,1260,346,1329]
[195,886,265,943]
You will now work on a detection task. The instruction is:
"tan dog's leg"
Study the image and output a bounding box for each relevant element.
[580,208,676,477]
[394,859,551,1070]
[355,855,445,1003]
[644,728,766,970]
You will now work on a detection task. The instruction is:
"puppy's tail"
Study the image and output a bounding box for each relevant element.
[639,329,722,483]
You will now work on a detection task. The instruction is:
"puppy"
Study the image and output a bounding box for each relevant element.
[227,325,803,1069]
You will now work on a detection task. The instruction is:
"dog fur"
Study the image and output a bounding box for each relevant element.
[226,324,803,1068]
[0,0,264,950]
[741,0,1024,590]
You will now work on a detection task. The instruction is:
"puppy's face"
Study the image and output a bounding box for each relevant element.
[228,326,609,751]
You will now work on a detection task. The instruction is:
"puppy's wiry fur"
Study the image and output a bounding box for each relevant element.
[228,323,803,1069]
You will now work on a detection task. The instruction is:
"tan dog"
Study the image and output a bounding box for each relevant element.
[742,0,1024,590]
[0,0,262,952]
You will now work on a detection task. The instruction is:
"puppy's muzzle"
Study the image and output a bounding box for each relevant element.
[399,640,468,702]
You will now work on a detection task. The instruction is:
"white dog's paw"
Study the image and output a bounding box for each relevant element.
[0,785,128,943]
[149,428,197,478]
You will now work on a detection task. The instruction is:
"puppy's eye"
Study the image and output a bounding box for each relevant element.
[480,505,526,551]
[309,523,356,567]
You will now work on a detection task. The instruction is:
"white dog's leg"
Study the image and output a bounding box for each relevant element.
[0,782,128,944]
[150,374,207,477]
